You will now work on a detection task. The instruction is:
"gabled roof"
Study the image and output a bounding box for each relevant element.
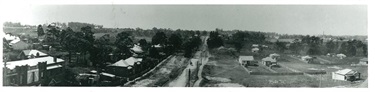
[23,49,48,56]
[334,69,358,75]
[302,56,312,59]
[9,39,21,44]
[336,54,346,57]
[131,44,144,53]
[239,56,254,61]
[4,56,64,69]
[262,57,276,62]
[270,53,280,57]
[109,57,138,67]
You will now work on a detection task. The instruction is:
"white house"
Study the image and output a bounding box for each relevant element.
[332,69,361,81]
[238,56,256,66]
[262,57,277,67]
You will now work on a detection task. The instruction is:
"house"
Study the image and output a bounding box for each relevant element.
[3,50,27,61]
[130,44,144,58]
[238,56,256,66]
[336,54,346,59]
[9,39,30,50]
[332,69,361,81]
[359,58,368,65]
[2,56,65,86]
[22,49,48,58]
[301,56,316,63]
[262,57,277,67]
[251,48,260,53]
[269,53,280,60]
[107,57,138,77]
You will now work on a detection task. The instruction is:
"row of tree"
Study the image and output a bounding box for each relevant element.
[286,35,367,57]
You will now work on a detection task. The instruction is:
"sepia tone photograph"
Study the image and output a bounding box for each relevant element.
[0,0,370,89]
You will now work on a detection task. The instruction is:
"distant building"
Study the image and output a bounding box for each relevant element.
[238,56,256,66]
[130,44,144,58]
[251,48,260,53]
[332,69,361,81]
[269,53,280,60]
[336,54,346,59]
[301,56,316,64]
[261,57,277,67]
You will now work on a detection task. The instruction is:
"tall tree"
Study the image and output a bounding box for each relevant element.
[115,31,133,59]
[168,33,182,51]
[37,25,45,37]
[151,31,168,45]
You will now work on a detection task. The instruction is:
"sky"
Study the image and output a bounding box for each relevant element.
[1,5,367,35]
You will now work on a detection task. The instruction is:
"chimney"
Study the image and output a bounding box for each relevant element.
[53,57,57,63]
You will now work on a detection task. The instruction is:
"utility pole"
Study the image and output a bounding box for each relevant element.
[187,69,191,87]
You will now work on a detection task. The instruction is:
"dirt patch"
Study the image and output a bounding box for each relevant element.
[205,76,231,82]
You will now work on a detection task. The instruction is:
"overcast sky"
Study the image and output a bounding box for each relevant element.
[2,5,367,35]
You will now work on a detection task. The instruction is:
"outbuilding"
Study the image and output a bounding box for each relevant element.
[332,69,361,81]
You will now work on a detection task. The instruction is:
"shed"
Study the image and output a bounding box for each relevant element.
[262,57,277,67]
[332,69,360,81]
[238,56,256,66]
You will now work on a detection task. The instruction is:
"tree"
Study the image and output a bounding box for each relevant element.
[232,31,247,52]
[275,40,287,52]
[37,25,45,37]
[115,32,133,59]
[326,40,336,54]
[207,31,224,49]
[168,33,182,51]
[363,43,367,56]
[289,39,302,54]
[151,31,167,45]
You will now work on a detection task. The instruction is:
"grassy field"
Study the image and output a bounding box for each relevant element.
[201,46,368,87]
